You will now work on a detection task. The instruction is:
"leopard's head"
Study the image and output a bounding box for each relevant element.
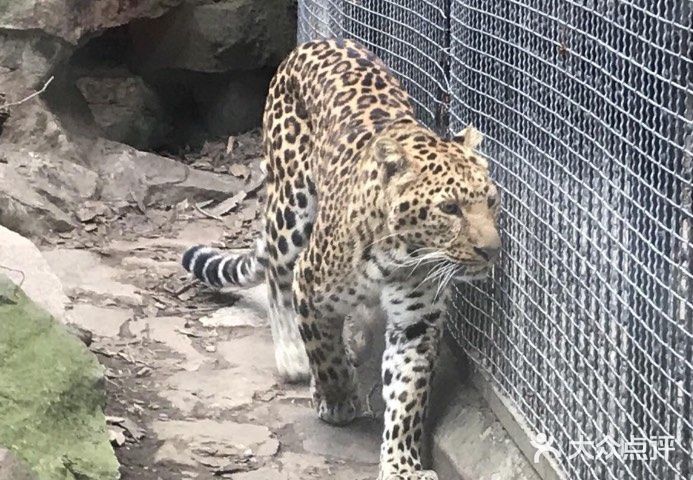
[372,124,501,281]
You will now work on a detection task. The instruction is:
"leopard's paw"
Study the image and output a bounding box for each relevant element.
[316,397,359,426]
[379,471,438,480]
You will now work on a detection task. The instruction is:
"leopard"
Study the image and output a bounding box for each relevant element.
[182,38,501,480]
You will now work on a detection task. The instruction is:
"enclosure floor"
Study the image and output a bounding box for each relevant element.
[41,215,380,479]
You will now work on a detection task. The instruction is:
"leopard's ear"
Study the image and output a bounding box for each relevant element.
[372,136,409,182]
[453,124,484,149]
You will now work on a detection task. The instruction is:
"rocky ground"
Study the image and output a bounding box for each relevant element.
[29,132,383,480]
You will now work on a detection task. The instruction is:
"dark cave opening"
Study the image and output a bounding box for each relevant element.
[56,12,278,153]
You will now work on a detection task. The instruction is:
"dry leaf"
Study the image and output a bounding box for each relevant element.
[76,201,110,223]
[239,206,257,221]
[109,427,126,447]
[191,160,213,171]
[229,164,250,178]
[121,418,146,441]
[76,207,98,223]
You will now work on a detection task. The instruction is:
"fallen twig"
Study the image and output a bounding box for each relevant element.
[194,202,224,221]
[1,76,54,109]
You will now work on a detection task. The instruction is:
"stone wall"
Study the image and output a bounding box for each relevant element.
[0,0,296,238]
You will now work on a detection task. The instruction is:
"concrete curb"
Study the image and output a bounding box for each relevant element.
[430,345,542,480]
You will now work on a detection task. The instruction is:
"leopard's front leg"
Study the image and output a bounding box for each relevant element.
[293,267,360,426]
[378,282,446,480]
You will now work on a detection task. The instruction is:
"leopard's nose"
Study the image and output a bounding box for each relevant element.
[470,222,501,261]
[473,245,500,261]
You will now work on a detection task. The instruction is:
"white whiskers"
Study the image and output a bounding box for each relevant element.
[365,232,465,299]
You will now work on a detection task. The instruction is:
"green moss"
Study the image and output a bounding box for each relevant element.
[0,274,119,480]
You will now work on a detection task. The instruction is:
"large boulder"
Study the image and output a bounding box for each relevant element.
[0,144,98,237]
[0,273,119,480]
[0,25,94,237]
[0,30,68,89]
[0,226,69,321]
[0,0,183,45]
[90,138,254,204]
[130,0,296,73]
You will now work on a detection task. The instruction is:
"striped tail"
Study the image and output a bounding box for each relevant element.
[182,239,267,288]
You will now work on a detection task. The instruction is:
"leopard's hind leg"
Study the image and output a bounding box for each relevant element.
[262,69,316,382]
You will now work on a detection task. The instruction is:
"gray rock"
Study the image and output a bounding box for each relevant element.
[0,28,100,237]
[106,220,227,252]
[216,331,277,372]
[0,145,98,237]
[0,226,70,321]
[76,70,170,149]
[162,366,276,414]
[0,448,38,480]
[0,0,290,236]
[0,31,75,152]
[0,0,184,45]
[232,469,288,480]
[0,30,67,89]
[67,304,133,338]
[300,415,382,464]
[90,139,250,205]
[131,0,296,73]
[42,248,142,306]
[152,419,277,466]
[430,377,541,480]
[128,316,206,371]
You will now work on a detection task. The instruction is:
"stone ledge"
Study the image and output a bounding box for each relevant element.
[468,368,567,480]
[430,347,542,480]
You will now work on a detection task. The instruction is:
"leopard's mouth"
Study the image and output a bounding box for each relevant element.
[451,261,493,282]
[449,257,491,269]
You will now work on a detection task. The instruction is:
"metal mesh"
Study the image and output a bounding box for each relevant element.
[298,0,450,131]
[297,1,692,479]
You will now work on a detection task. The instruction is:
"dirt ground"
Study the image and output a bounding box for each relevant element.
[36,131,382,480]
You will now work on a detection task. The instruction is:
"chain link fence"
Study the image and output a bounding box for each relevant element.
[297,1,692,479]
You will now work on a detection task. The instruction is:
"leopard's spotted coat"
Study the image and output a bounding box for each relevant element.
[183,39,501,479]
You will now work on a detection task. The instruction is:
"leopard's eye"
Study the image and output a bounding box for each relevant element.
[439,201,461,216]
